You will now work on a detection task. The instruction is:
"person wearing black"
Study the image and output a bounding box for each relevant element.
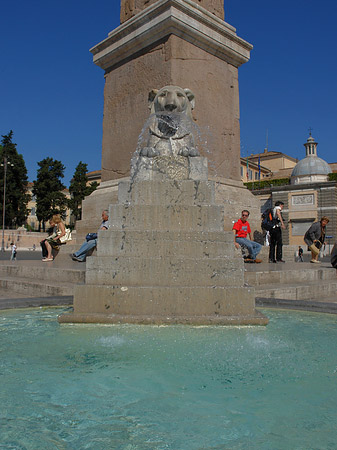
[298,246,304,262]
[269,201,286,263]
[40,218,56,259]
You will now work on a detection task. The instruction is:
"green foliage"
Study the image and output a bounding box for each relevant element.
[328,172,337,182]
[244,178,290,190]
[0,131,30,228]
[33,157,67,230]
[68,162,98,221]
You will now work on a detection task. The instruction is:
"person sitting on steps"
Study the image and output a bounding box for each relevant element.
[71,210,109,262]
[233,210,262,264]
[43,214,66,262]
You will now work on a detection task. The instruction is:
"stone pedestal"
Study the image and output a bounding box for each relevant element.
[60,157,267,325]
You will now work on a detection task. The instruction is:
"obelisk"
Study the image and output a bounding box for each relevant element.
[91,0,252,183]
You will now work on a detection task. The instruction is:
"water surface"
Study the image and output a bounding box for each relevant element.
[1,308,336,450]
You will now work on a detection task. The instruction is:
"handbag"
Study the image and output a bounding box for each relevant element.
[309,241,322,256]
[58,228,72,244]
[86,233,97,242]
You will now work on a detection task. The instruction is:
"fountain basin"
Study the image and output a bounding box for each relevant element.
[1,307,336,449]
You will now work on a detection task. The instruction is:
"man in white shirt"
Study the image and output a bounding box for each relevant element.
[269,201,286,263]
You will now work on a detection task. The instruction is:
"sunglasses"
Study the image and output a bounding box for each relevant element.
[242,214,249,217]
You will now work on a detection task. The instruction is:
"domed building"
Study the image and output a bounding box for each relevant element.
[247,133,336,250]
[291,134,331,185]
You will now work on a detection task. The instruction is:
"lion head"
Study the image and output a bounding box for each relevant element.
[148,86,195,118]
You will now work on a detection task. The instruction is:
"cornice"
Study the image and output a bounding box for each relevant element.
[90,0,252,70]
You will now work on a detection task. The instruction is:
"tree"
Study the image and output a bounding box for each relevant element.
[0,131,30,228]
[68,162,98,222]
[33,157,67,231]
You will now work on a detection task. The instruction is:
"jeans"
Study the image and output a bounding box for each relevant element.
[73,239,97,261]
[235,238,262,260]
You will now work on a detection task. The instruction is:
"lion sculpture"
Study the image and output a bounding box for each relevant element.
[140,86,200,158]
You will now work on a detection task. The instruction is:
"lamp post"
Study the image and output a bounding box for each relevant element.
[1,156,14,252]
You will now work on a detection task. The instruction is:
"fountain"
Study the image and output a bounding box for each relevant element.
[2,307,337,449]
[59,86,267,325]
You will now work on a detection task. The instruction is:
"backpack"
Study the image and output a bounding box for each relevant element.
[261,208,276,232]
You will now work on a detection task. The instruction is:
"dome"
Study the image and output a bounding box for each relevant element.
[291,155,331,177]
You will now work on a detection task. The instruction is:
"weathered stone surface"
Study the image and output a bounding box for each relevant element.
[59,311,268,326]
[108,204,224,231]
[96,230,237,258]
[65,162,267,324]
[118,179,214,204]
[85,255,243,287]
[120,0,225,24]
[130,156,208,181]
[73,285,256,317]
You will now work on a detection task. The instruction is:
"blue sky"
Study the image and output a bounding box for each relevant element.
[1,0,336,185]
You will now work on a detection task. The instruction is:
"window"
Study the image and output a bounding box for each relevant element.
[255,172,259,180]
[248,169,253,180]
[240,166,243,177]
[291,220,314,236]
[31,207,36,216]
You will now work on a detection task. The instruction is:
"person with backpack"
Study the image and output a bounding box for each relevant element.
[268,201,286,263]
[233,210,262,263]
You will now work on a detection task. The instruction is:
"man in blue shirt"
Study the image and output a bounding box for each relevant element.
[71,210,109,262]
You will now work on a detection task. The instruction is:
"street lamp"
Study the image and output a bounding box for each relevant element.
[1,156,14,252]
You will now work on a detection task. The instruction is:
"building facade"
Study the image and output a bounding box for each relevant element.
[247,135,337,247]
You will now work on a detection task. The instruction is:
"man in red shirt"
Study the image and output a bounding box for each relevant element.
[233,210,262,263]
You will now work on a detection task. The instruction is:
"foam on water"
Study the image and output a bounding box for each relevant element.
[1,308,337,449]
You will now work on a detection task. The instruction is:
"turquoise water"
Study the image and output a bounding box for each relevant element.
[1,308,337,450]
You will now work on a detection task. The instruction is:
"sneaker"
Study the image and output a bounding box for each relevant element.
[310,259,320,264]
[254,258,262,263]
[71,254,84,262]
[269,259,276,263]
[42,257,53,262]
[277,260,285,263]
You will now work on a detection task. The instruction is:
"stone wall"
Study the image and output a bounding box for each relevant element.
[318,184,337,242]
[1,230,50,250]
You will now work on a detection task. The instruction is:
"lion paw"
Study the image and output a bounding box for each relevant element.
[140,147,158,157]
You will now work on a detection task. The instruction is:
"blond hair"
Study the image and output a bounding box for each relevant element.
[320,216,329,224]
[51,214,62,224]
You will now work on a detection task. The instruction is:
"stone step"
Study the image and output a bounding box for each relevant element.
[96,230,236,258]
[254,279,337,301]
[118,180,215,205]
[85,255,243,287]
[245,266,336,286]
[70,284,261,322]
[109,204,224,231]
[0,275,78,297]
[0,263,85,284]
